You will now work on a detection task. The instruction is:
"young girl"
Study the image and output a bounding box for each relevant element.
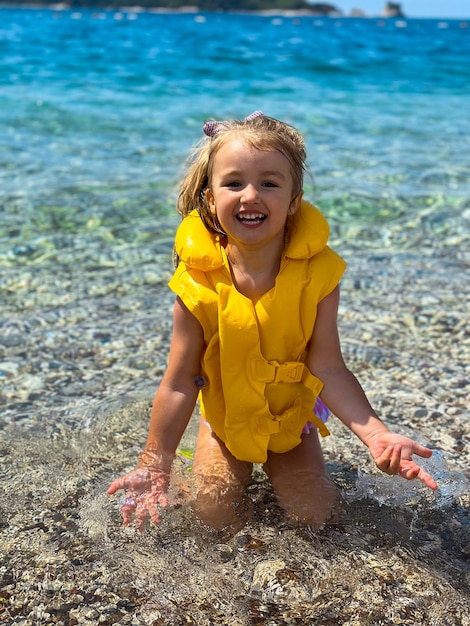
[108,112,437,532]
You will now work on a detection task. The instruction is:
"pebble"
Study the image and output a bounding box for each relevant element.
[0,361,20,376]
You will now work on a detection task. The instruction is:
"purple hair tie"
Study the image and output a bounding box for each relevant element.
[244,110,264,122]
[202,120,227,137]
[202,110,265,137]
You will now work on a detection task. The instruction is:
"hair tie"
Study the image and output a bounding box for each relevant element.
[202,120,227,137]
[244,110,264,122]
[202,110,265,137]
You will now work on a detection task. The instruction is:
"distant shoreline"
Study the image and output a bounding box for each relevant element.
[1,4,469,19]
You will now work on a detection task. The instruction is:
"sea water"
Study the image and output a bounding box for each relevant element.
[1,8,469,252]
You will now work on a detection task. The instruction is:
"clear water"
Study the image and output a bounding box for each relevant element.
[1,9,469,258]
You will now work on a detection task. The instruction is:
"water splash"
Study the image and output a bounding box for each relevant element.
[346,449,469,509]
[419,450,469,500]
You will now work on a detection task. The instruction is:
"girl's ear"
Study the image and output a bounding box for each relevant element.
[288,191,303,215]
[205,189,216,214]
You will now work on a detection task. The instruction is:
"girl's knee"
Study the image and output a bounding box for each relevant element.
[190,474,249,531]
[270,470,339,528]
[264,431,337,527]
[191,421,252,531]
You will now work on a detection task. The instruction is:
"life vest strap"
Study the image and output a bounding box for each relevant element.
[309,414,331,437]
[256,400,302,436]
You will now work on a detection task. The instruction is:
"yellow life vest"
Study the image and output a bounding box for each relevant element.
[169,200,346,463]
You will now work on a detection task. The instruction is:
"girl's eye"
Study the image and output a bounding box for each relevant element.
[225,181,241,188]
[263,181,278,188]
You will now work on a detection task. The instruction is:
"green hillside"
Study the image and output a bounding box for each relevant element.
[5,0,341,12]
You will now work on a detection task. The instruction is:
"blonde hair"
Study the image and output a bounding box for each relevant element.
[176,113,307,235]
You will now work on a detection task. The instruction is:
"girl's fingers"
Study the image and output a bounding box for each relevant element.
[388,445,402,474]
[375,445,402,474]
[395,444,437,490]
[419,470,438,491]
[400,461,438,490]
[121,502,136,526]
[135,504,152,531]
[411,443,433,459]
[107,478,124,495]
[374,443,438,491]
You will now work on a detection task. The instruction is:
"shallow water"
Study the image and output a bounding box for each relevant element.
[2,246,469,622]
[2,398,469,624]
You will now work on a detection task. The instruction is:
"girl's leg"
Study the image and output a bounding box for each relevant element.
[264,428,338,528]
[191,416,253,532]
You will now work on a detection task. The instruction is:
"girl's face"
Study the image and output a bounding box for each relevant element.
[206,139,301,250]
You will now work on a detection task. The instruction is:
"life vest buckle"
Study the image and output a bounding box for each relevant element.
[274,361,304,383]
[252,359,304,384]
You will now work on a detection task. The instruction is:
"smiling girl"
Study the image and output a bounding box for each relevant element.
[108,112,437,532]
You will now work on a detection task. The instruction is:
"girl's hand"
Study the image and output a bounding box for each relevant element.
[107,468,170,530]
[367,432,438,491]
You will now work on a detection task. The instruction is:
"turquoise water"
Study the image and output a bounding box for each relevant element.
[1,8,469,257]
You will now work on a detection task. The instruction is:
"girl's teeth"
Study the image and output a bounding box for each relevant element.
[238,213,265,222]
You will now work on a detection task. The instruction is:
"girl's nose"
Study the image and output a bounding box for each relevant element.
[241,184,259,203]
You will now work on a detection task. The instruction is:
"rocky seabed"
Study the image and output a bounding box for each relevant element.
[1,233,469,625]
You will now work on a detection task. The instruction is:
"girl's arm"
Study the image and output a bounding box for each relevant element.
[143,295,205,461]
[107,296,205,528]
[307,286,437,490]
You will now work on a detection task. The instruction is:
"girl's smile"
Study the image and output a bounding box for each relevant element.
[236,212,266,226]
